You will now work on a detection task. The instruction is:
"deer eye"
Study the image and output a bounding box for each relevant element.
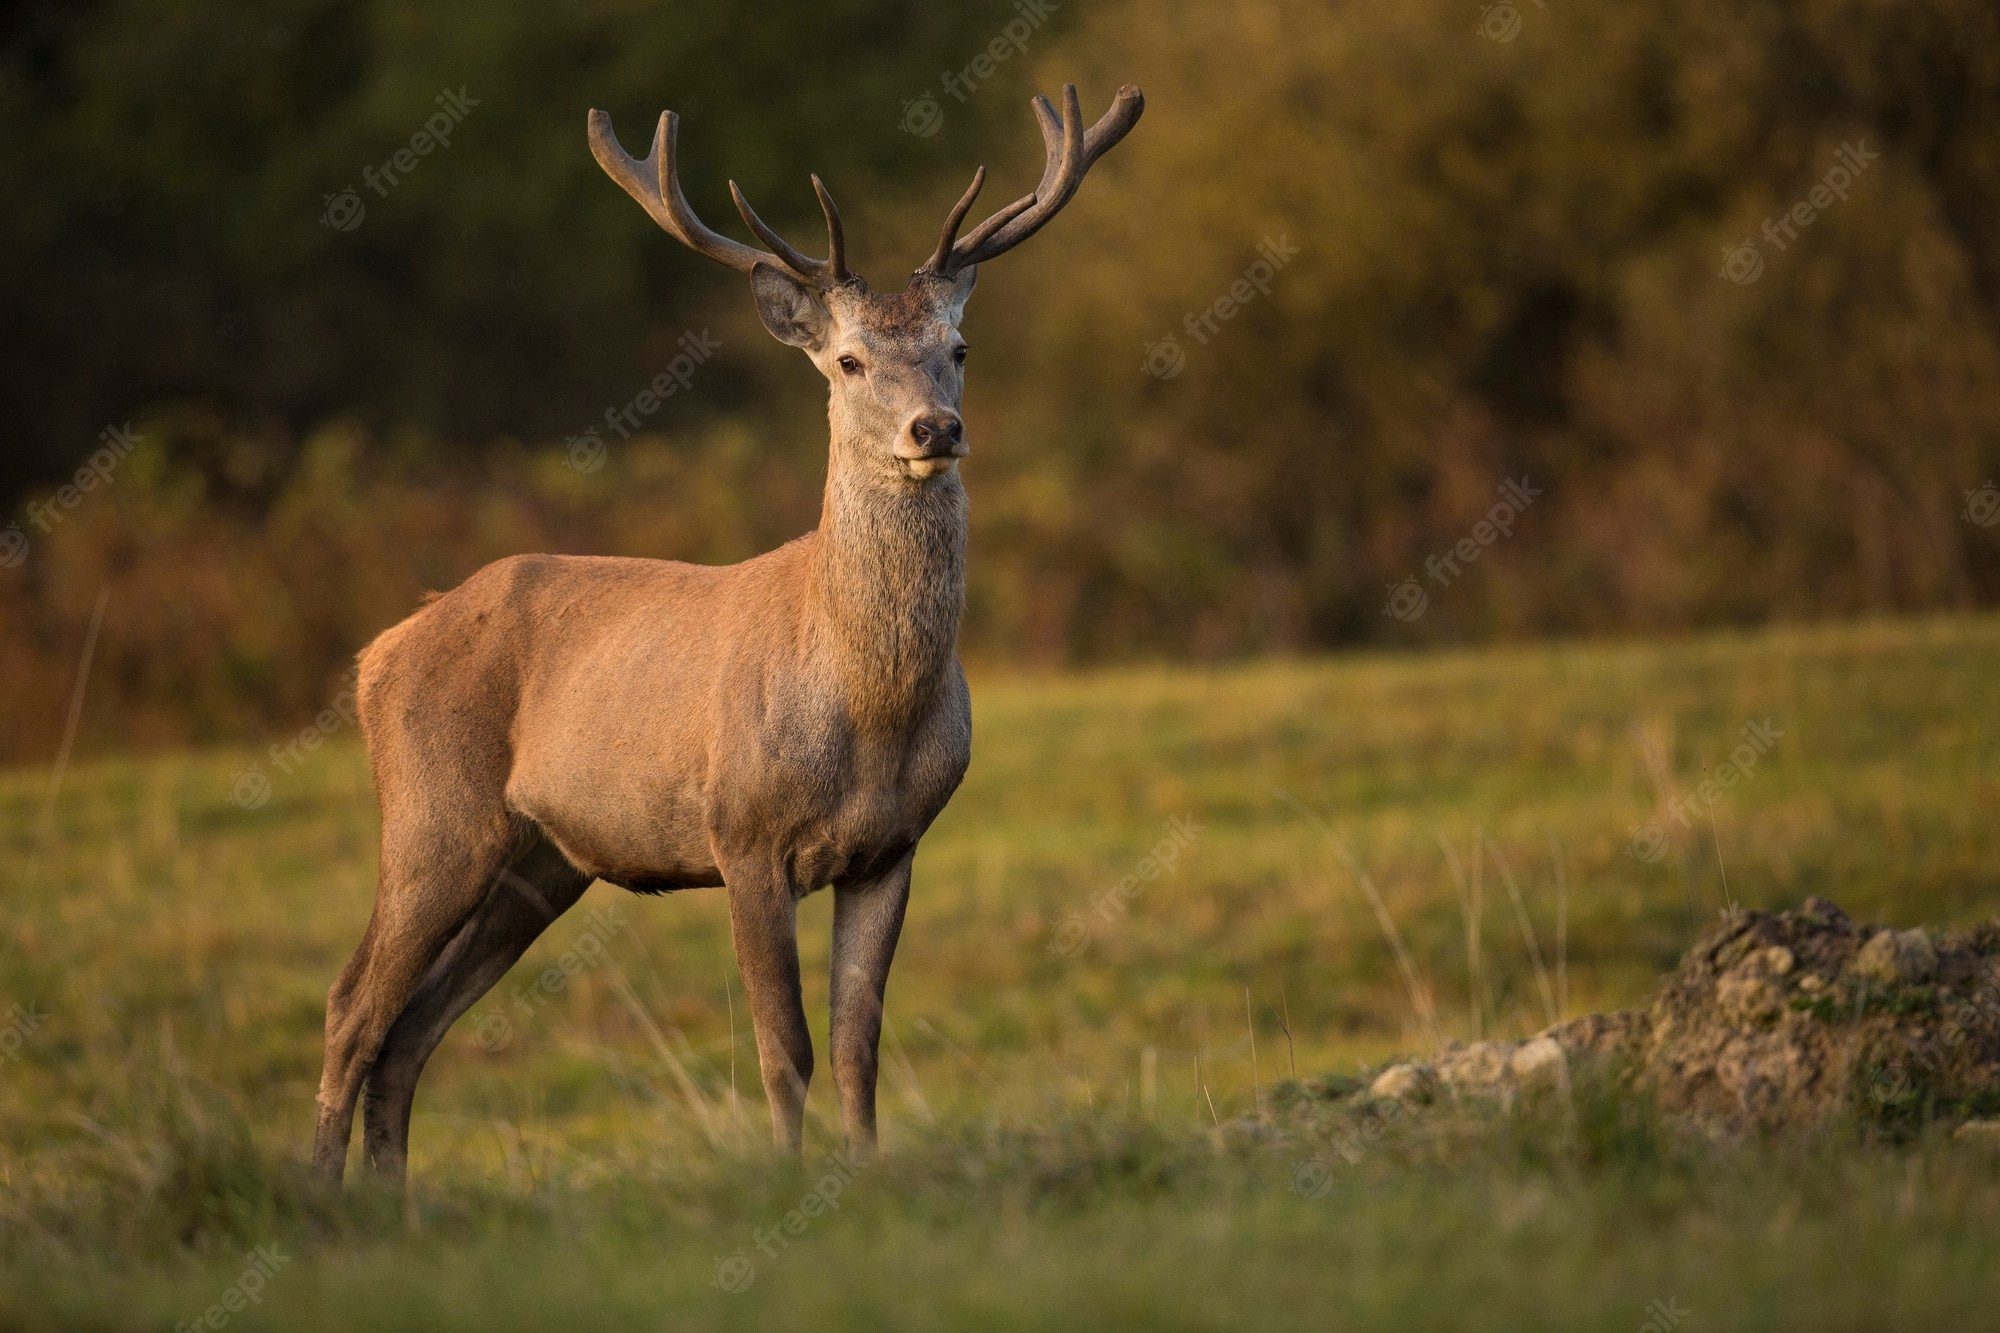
[837,355,863,376]
[952,345,969,365]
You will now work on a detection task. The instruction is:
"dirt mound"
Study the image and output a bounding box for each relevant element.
[1368,897,2000,1134]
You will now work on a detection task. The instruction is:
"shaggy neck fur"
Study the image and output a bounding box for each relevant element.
[808,425,967,729]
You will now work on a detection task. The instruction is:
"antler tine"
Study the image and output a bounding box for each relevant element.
[811,175,850,283]
[729,180,826,278]
[1028,86,1079,202]
[923,84,1145,276]
[588,107,851,286]
[924,165,988,273]
[954,87,1082,259]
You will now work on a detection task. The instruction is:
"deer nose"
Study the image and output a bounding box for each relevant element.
[902,412,967,459]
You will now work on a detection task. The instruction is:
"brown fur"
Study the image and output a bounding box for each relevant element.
[314,93,1139,1187]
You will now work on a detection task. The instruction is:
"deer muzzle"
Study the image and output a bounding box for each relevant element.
[895,412,968,463]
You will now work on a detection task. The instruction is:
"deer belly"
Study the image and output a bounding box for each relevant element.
[508,772,723,889]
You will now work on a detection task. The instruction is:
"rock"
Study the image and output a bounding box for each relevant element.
[1897,929,1940,982]
[1433,1041,1514,1091]
[1509,1036,1569,1092]
[1640,902,2000,1134]
[1369,1062,1437,1103]
[1544,1009,1649,1063]
[1850,930,1900,983]
[1713,930,1762,971]
[1715,972,1786,1024]
[1852,929,1939,985]
[1754,946,1795,977]
[1327,900,2000,1140]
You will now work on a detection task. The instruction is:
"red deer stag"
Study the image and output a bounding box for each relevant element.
[312,83,1144,1185]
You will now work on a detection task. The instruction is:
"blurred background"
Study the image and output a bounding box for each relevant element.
[4,0,1998,762]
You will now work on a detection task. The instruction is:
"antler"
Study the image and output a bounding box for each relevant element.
[921,83,1144,277]
[588,108,853,287]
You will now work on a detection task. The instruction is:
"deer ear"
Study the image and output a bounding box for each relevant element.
[750,262,830,349]
[943,265,977,319]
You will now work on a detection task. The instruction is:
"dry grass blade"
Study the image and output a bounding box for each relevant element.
[722,969,745,1130]
[1276,981,1298,1080]
[1280,791,1443,1047]
[1483,832,1558,1029]
[1244,985,1262,1118]
[604,962,724,1149]
[1549,834,1569,1019]
[1345,859,1442,1044]
[1708,805,1738,915]
[1634,718,1706,933]
[1439,833,1487,1039]
[884,1019,937,1126]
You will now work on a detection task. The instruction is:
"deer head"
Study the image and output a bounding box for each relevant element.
[588,84,1143,482]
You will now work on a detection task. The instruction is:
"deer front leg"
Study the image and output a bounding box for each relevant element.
[723,857,813,1155]
[830,853,912,1160]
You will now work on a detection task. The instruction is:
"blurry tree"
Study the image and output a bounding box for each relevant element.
[2,0,1998,758]
[0,0,1047,491]
[958,0,2000,655]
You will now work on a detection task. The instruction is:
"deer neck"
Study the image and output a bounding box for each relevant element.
[808,428,967,723]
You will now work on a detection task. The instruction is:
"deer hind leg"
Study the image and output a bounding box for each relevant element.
[361,833,588,1185]
[312,811,520,1185]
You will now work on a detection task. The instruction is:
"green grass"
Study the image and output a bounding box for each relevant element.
[2,614,1999,1329]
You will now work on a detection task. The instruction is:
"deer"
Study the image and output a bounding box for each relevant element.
[311,83,1144,1186]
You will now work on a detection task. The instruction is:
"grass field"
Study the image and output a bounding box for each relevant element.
[3,614,1999,1329]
